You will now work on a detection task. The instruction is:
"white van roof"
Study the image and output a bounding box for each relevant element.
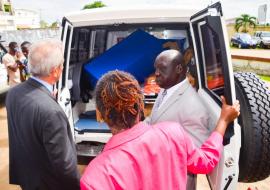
[64,6,199,27]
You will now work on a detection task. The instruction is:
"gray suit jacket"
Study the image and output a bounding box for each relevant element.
[147,79,210,147]
[146,79,211,190]
[6,78,80,190]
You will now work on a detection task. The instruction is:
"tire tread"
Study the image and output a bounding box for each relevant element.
[235,72,270,182]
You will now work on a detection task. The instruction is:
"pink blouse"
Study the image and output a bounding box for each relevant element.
[81,121,223,190]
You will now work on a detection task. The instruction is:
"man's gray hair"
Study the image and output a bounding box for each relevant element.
[28,39,64,77]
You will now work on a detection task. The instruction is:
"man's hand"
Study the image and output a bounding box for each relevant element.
[16,60,25,70]
[8,63,19,72]
[215,96,240,136]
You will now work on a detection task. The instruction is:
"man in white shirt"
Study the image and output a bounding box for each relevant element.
[146,49,210,190]
[2,42,26,87]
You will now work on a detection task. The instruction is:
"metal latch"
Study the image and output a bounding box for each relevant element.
[225,157,234,168]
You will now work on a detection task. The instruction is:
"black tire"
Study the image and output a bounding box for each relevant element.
[234,72,270,182]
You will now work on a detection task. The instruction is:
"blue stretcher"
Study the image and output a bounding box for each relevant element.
[84,29,186,88]
[84,29,164,87]
[75,118,110,133]
[81,29,186,131]
[75,111,110,133]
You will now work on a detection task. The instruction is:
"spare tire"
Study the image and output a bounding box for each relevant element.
[234,72,270,182]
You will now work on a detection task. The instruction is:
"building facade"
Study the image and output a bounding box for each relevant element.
[0,0,16,31]
[14,8,40,29]
[0,0,41,31]
[258,4,270,25]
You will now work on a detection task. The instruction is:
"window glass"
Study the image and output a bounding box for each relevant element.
[78,29,91,62]
[70,25,189,64]
[200,24,224,96]
[93,29,107,57]
[4,4,11,12]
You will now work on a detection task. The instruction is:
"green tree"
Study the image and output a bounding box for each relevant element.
[83,1,106,9]
[51,21,58,28]
[40,20,48,28]
[235,14,256,33]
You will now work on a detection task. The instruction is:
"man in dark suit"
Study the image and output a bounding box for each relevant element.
[6,39,80,190]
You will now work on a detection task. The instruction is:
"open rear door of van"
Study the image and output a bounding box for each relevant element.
[189,2,241,190]
[57,18,75,139]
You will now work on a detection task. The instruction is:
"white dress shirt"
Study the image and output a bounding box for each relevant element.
[31,76,53,94]
[158,78,188,109]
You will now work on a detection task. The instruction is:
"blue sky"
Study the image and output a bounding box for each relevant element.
[11,0,269,23]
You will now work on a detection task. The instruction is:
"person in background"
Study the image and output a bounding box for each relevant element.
[20,41,31,80]
[6,39,80,190]
[2,42,25,86]
[80,70,240,190]
[21,41,31,58]
[146,49,210,190]
[183,47,197,87]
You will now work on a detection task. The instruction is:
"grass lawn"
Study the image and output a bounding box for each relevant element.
[259,75,270,82]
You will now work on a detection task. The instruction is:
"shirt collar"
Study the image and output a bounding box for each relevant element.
[103,122,151,151]
[165,78,187,94]
[30,76,53,93]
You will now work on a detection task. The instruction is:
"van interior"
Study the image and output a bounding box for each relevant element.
[68,24,190,130]
[65,23,225,155]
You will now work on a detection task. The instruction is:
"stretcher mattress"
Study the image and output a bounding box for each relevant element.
[75,118,110,133]
[75,111,110,133]
[84,29,186,88]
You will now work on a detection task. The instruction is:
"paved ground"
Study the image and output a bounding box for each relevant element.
[1,94,270,189]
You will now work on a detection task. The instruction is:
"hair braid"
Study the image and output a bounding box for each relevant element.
[95,70,144,129]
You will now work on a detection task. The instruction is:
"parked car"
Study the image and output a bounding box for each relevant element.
[60,2,270,189]
[254,31,270,48]
[230,33,257,48]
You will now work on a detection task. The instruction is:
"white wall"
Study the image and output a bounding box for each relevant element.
[14,9,40,29]
[0,28,61,47]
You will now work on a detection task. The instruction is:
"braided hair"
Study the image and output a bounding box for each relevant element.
[95,70,144,129]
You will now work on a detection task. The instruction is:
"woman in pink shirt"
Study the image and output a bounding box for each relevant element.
[80,70,240,190]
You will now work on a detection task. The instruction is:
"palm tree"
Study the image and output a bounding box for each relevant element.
[235,14,257,33]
